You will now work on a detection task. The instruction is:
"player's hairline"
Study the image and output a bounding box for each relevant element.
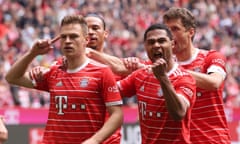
[85,13,106,30]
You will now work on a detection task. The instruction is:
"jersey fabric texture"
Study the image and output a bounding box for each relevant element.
[57,56,123,144]
[178,49,231,144]
[31,58,122,144]
[118,63,196,144]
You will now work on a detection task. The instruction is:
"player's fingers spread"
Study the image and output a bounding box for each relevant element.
[36,66,40,72]
[32,67,37,74]
[151,62,158,68]
[156,58,165,65]
[123,58,129,68]
[138,63,146,69]
[132,57,139,63]
[37,66,42,71]
[32,68,38,80]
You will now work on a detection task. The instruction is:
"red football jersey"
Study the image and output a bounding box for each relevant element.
[48,57,123,144]
[118,63,196,144]
[178,49,231,143]
[31,58,122,144]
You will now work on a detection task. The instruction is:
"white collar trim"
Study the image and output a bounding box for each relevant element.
[178,48,199,65]
[67,58,89,73]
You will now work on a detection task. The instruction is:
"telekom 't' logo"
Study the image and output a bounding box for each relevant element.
[55,96,67,115]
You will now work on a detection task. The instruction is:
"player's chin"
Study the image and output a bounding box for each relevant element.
[87,43,97,49]
[150,57,157,63]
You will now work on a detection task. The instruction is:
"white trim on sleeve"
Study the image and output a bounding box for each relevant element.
[207,65,226,80]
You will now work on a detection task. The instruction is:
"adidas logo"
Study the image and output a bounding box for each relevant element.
[56,81,63,86]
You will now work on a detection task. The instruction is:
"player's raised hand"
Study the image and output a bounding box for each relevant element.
[122,57,146,72]
[29,66,49,82]
[30,36,60,56]
[152,58,167,79]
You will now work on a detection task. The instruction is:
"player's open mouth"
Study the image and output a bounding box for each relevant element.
[154,53,163,59]
[63,46,74,51]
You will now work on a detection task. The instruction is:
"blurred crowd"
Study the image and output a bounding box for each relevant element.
[0,0,239,108]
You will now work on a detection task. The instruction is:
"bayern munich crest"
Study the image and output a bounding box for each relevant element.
[79,78,89,87]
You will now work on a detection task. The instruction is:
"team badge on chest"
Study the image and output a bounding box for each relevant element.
[79,78,89,87]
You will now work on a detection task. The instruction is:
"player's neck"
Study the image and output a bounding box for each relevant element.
[166,58,175,72]
[66,56,88,70]
[97,46,104,53]
[89,45,104,53]
[176,46,196,62]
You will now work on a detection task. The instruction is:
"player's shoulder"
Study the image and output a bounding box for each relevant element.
[87,58,113,72]
[175,65,192,77]
[88,58,109,68]
[208,49,224,56]
[47,56,66,71]
[172,66,196,84]
[49,61,64,71]
[198,49,226,62]
[199,49,224,57]
[205,50,226,62]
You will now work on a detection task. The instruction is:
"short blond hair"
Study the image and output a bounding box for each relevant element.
[60,15,88,36]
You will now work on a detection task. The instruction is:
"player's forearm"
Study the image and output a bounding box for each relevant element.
[87,49,130,76]
[158,75,187,120]
[90,106,123,143]
[187,70,223,90]
[5,51,36,88]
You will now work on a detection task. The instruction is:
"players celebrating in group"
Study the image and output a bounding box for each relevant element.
[5,6,230,144]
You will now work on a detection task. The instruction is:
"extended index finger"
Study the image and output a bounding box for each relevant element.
[50,35,60,44]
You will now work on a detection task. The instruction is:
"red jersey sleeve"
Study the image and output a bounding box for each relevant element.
[174,74,196,107]
[204,50,227,76]
[118,69,140,97]
[30,57,66,91]
[101,67,123,105]
[33,68,52,92]
[30,64,61,92]
[29,67,50,92]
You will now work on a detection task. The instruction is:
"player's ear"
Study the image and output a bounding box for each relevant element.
[85,35,89,45]
[188,28,195,39]
[104,30,109,39]
[85,35,89,42]
[171,40,175,49]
